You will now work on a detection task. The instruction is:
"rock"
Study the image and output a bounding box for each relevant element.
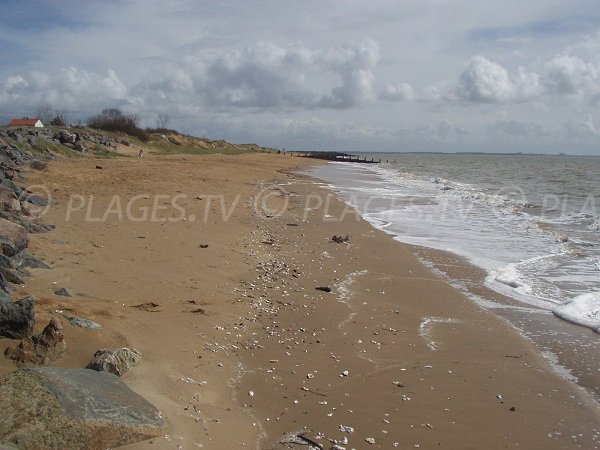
[21,193,49,207]
[54,287,73,297]
[0,267,24,285]
[29,161,47,170]
[86,348,142,376]
[0,296,35,339]
[0,218,28,256]
[65,315,102,330]
[4,317,65,367]
[331,234,350,243]
[0,187,20,213]
[55,130,76,144]
[0,367,165,449]
[12,251,50,270]
[74,141,86,152]
[315,286,332,293]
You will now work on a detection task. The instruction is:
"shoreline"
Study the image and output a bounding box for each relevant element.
[407,243,600,403]
[1,153,599,448]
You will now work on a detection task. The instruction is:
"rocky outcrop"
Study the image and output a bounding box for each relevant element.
[0,296,35,339]
[0,127,126,156]
[86,347,142,376]
[0,367,165,449]
[4,317,65,367]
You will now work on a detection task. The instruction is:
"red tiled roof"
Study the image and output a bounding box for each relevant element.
[8,118,42,126]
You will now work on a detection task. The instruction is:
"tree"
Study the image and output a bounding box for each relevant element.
[88,108,148,141]
[49,110,68,126]
[156,113,171,129]
[36,103,54,123]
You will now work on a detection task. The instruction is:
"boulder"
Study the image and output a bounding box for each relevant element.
[55,130,76,145]
[0,267,24,285]
[4,317,65,367]
[12,251,50,270]
[65,316,102,330]
[86,348,143,376]
[74,141,86,152]
[0,187,20,213]
[0,367,165,449]
[54,287,73,297]
[0,218,28,257]
[0,296,35,339]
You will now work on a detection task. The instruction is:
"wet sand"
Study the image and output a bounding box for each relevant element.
[409,245,600,404]
[1,152,599,449]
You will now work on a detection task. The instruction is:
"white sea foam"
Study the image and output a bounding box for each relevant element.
[305,157,600,333]
[553,292,600,332]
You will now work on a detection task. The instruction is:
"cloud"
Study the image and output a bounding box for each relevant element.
[0,67,129,114]
[488,118,554,138]
[564,114,600,138]
[380,82,416,101]
[197,39,380,110]
[454,56,542,103]
[453,32,600,104]
[544,54,600,96]
[134,40,380,112]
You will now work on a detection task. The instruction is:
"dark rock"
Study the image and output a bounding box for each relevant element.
[86,348,142,376]
[331,234,350,244]
[0,180,21,195]
[0,267,24,285]
[0,289,11,304]
[0,218,28,256]
[0,367,165,449]
[74,141,86,152]
[7,132,22,142]
[55,130,76,144]
[0,254,12,269]
[0,296,35,339]
[4,317,65,367]
[12,251,50,270]
[0,187,20,213]
[0,211,54,234]
[315,286,332,293]
[21,193,49,207]
[54,287,73,297]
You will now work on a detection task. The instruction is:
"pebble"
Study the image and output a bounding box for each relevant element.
[365,437,375,444]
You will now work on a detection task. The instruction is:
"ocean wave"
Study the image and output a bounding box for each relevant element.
[553,292,600,333]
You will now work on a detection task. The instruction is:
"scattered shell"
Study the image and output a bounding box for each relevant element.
[339,425,354,433]
[365,437,375,444]
[248,390,255,397]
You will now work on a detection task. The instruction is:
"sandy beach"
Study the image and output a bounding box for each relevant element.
[2,150,599,449]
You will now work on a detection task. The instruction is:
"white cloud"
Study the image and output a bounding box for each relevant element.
[454,56,542,103]
[0,67,129,114]
[453,33,600,105]
[455,56,514,102]
[544,54,599,96]
[380,82,416,101]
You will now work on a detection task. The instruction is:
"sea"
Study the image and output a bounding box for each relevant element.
[305,153,600,400]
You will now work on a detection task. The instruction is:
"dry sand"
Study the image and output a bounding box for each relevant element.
[1,151,599,449]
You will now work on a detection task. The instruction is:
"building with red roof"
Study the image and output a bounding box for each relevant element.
[8,118,44,128]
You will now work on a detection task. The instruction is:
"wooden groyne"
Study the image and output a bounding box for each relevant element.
[290,151,381,164]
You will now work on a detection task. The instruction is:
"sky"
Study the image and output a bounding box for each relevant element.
[1,0,600,154]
